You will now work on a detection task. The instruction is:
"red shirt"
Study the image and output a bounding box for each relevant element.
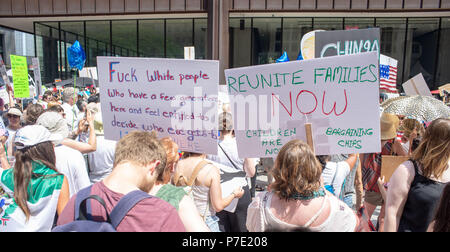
[57,181,185,232]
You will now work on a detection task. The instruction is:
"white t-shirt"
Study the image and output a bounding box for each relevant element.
[321,161,351,198]
[6,126,16,146]
[88,136,116,183]
[207,138,244,172]
[61,103,78,132]
[55,145,91,197]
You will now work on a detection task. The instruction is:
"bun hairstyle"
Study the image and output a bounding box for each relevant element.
[219,112,233,134]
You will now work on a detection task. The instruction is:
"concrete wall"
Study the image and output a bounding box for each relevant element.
[0,0,206,17]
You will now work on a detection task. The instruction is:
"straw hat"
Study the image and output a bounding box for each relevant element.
[380,112,400,140]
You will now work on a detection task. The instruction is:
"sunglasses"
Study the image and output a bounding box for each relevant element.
[7,114,20,119]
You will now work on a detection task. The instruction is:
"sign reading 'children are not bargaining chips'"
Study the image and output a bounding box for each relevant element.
[224,52,381,158]
[97,57,220,155]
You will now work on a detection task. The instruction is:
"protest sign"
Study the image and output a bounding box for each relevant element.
[315,28,380,59]
[10,55,30,98]
[381,155,410,182]
[379,54,399,93]
[97,57,219,155]
[224,52,381,158]
[402,73,432,97]
[31,58,42,97]
[184,47,195,60]
[0,56,11,87]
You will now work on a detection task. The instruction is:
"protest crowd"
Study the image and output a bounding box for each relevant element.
[0,29,450,233]
[0,82,448,233]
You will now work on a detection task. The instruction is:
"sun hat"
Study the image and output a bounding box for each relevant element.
[14,125,63,150]
[7,108,22,117]
[380,112,400,140]
[35,111,70,139]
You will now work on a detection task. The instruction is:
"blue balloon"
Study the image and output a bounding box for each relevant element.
[276,51,290,63]
[296,50,303,61]
[67,40,86,71]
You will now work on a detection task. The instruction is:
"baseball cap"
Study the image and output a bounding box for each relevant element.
[14,125,63,150]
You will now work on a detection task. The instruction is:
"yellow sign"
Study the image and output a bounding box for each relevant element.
[10,55,30,98]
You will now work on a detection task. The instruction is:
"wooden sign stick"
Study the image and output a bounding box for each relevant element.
[305,123,314,152]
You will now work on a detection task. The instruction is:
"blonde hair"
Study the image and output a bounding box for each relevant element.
[114,131,166,176]
[412,118,450,179]
[401,118,425,138]
[270,139,322,201]
[159,137,180,184]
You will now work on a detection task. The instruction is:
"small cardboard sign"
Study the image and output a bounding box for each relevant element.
[402,73,432,97]
[381,155,410,182]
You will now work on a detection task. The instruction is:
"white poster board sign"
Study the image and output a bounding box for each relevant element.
[31,58,42,97]
[184,47,195,60]
[402,73,432,97]
[79,67,98,80]
[224,52,381,158]
[97,57,219,155]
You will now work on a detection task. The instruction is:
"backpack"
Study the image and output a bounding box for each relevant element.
[52,185,152,232]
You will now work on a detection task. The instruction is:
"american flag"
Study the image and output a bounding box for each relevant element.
[379,55,398,93]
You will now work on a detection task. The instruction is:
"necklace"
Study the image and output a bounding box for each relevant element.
[289,188,326,201]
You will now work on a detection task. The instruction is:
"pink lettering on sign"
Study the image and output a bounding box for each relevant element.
[179,71,209,85]
[271,89,348,117]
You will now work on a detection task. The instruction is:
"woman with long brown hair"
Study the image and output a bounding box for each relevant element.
[384,118,450,232]
[247,139,359,232]
[0,125,69,231]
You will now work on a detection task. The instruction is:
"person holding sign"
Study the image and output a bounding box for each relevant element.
[360,112,407,231]
[174,152,245,232]
[384,118,450,232]
[207,112,257,232]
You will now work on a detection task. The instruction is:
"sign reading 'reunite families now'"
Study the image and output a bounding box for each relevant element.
[224,52,381,158]
[97,57,219,155]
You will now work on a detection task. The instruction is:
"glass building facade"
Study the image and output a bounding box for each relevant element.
[229,17,450,91]
[34,18,208,84]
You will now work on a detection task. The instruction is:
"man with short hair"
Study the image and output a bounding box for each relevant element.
[61,87,78,132]
[56,131,185,232]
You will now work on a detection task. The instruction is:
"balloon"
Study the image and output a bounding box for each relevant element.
[276,51,290,63]
[67,40,86,71]
[296,50,303,61]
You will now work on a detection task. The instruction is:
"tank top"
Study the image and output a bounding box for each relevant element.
[192,185,215,218]
[398,160,446,232]
[263,192,358,232]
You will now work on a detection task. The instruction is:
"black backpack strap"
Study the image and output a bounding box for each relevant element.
[109,190,153,229]
[218,143,240,170]
[74,185,93,220]
[78,195,112,223]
